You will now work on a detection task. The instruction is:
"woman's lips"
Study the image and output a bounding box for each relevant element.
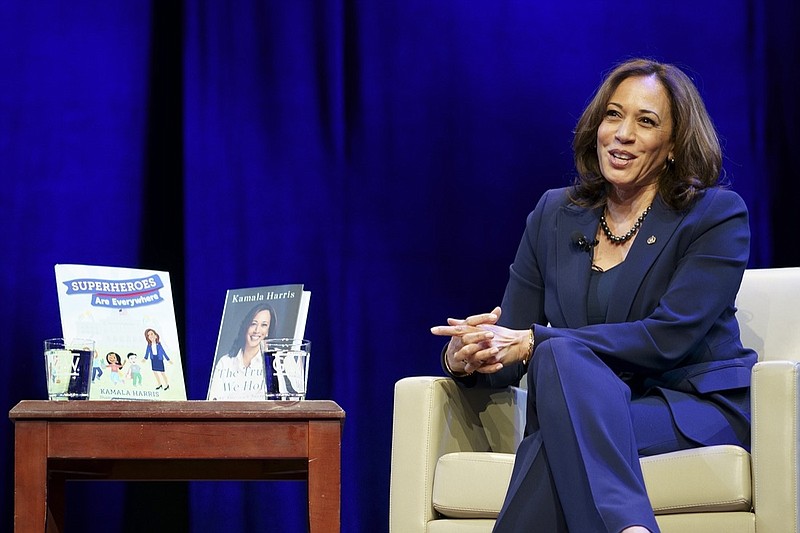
[608,150,635,168]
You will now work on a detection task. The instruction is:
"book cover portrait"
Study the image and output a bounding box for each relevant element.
[207,284,309,401]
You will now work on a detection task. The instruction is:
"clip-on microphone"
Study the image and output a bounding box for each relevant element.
[571,231,599,253]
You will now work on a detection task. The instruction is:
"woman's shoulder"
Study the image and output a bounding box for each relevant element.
[540,186,573,205]
[688,187,749,217]
[528,187,574,215]
[525,186,586,225]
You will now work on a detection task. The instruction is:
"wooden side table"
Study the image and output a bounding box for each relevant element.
[10,400,344,532]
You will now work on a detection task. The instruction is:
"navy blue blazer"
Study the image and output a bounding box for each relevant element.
[463,186,756,450]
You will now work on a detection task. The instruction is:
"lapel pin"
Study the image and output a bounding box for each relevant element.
[646,235,656,245]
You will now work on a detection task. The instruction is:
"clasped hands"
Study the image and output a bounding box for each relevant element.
[431,306,531,375]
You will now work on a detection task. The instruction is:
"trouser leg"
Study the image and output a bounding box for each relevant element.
[495,337,660,533]
[493,432,568,533]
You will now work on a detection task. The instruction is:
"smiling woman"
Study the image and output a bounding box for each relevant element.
[590,76,675,268]
[569,59,726,271]
[598,77,674,198]
[431,58,754,533]
[206,302,278,401]
[572,59,723,213]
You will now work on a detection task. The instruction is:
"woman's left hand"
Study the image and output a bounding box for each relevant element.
[431,306,531,374]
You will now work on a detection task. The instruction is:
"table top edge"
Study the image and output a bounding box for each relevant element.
[9,399,345,421]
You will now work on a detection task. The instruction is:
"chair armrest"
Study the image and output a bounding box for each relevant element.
[752,360,800,533]
[389,376,526,533]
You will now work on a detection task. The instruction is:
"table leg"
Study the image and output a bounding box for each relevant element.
[15,421,49,533]
[47,472,67,533]
[307,420,341,533]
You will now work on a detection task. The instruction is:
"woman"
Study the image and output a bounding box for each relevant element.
[431,59,755,533]
[143,328,172,391]
[207,302,277,400]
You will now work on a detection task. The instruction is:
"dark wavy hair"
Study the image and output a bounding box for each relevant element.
[225,302,278,358]
[570,58,723,210]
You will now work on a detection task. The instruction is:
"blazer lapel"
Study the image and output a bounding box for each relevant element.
[606,196,686,323]
[556,204,603,328]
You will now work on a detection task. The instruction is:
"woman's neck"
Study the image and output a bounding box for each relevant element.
[606,186,657,220]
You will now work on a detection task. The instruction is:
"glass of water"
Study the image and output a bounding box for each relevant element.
[262,338,311,401]
[44,338,95,400]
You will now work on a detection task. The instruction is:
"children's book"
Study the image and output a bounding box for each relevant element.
[206,284,310,401]
[54,264,187,400]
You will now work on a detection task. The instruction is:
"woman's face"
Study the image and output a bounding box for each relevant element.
[245,310,272,349]
[146,330,156,342]
[596,75,674,199]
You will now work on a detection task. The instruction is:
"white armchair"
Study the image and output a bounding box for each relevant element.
[390,268,800,532]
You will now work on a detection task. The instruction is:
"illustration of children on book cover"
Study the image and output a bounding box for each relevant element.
[207,284,309,401]
[54,264,187,400]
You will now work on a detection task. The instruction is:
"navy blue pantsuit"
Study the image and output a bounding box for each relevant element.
[451,187,756,531]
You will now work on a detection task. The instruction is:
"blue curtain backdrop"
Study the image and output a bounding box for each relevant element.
[2,1,798,531]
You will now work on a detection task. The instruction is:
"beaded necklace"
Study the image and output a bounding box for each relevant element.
[599,204,652,244]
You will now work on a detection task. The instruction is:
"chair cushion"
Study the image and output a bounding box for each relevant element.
[433,452,515,519]
[641,445,752,514]
[432,445,751,519]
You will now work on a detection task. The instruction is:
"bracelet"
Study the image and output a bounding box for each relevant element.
[521,329,534,366]
[443,349,473,377]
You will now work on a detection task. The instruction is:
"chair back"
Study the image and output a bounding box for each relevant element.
[735,267,800,362]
